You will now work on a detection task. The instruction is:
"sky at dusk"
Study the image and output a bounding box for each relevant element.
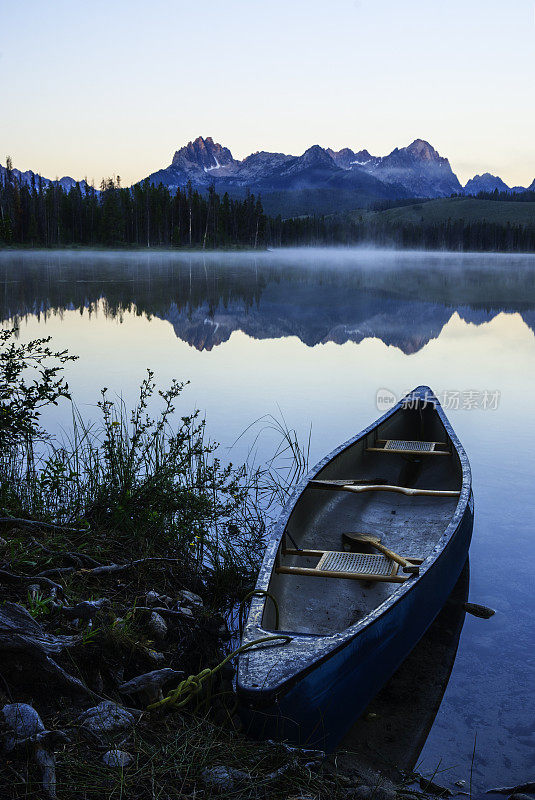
[2,0,534,187]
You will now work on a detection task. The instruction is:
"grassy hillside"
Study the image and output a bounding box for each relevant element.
[260,187,399,217]
[362,197,535,226]
[280,196,535,251]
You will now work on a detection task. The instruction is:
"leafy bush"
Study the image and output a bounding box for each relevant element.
[0,328,77,447]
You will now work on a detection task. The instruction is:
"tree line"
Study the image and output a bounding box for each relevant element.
[0,159,269,248]
[280,214,535,252]
[1,157,534,252]
[461,189,535,203]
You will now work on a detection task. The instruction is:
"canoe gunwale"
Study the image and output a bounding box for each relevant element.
[238,385,472,701]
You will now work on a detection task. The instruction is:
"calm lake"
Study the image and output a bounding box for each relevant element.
[1,248,534,792]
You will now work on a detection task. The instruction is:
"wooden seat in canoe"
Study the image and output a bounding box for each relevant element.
[276,535,423,583]
[366,439,451,456]
[277,551,410,583]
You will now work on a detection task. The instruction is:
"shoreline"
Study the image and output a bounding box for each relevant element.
[0,519,485,800]
[3,243,535,256]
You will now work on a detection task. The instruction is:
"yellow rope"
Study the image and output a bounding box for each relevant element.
[147,634,292,711]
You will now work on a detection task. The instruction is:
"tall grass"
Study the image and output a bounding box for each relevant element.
[232,409,311,516]
[0,371,311,608]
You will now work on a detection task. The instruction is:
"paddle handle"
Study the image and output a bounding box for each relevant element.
[370,541,419,573]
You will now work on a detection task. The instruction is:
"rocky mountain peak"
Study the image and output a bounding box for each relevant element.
[352,149,379,166]
[300,145,336,168]
[404,139,441,162]
[371,139,461,197]
[172,136,235,171]
[326,147,357,169]
[463,173,511,195]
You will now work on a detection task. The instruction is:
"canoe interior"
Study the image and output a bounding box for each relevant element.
[262,402,462,636]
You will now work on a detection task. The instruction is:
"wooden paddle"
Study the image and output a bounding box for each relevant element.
[310,480,459,497]
[309,478,389,488]
[342,532,421,574]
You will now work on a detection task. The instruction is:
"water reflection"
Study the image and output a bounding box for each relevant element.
[2,249,535,353]
[338,562,469,780]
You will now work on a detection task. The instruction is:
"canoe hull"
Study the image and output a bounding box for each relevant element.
[239,492,474,751]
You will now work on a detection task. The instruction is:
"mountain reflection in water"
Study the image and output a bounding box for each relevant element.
[2,249,535,353]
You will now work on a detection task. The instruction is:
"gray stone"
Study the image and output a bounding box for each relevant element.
[146,611,168,640]
[201,765,249,792]
[2,703,69,751]
[2,702,45,740]
[2,703,45,739]
[146,591,173,607]
[119,668,181,702]
[102,749,133,768]
[2,705,61,799]
[77,702,134,737]
[176,605,194,619]
[177,589,203,609]
[62,598,110,622]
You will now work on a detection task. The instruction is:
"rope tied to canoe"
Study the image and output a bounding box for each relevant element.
[147,634,291,711]
[148,590,287,711]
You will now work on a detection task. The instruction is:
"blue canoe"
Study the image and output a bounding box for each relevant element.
[237,386,473,750]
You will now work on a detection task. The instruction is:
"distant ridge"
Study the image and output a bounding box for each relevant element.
[2,136,531,217]
[462,173,529,195]
[0,162,92,194]
[144,136,530,212]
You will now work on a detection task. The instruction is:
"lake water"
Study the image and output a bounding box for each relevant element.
[1,248,534,793]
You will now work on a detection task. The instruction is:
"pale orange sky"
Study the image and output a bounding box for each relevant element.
[2,0,534,187]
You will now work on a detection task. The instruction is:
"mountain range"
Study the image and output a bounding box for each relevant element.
[145,137,534,205]
[3,137,534,216]
[0,163,92,194]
